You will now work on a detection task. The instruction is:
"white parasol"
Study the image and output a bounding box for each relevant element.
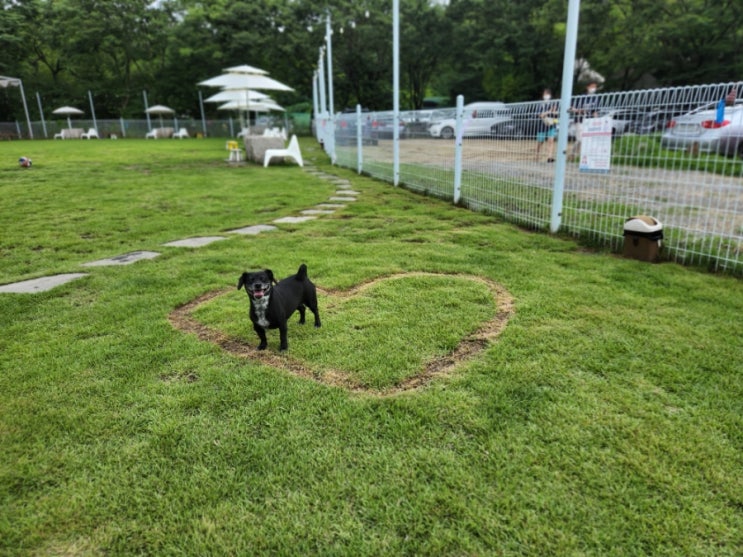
[198,65,293,133]
[145,104,175,128]
[218,100,285,112]
[52,106,84,129]
[203,90,270,104]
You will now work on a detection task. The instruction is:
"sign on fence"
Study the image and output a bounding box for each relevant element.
[579,116,613,173]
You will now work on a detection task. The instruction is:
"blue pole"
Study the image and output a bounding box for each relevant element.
[551,0,581,233]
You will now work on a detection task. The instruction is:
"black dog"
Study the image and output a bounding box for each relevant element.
[237,264,321,351]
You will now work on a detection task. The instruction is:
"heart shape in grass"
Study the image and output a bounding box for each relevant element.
[170,273,514,395]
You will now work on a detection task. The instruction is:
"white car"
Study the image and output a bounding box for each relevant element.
[429,102,510,139]
[661,99,743,152]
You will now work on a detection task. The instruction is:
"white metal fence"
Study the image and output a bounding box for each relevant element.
[324,82,743,274]
[0,114,307,140]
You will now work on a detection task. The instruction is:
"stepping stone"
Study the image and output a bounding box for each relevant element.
[82,251,160,267]
[227,224,278,235]
[301,209,335,215]
[316,203,346,209]
[329,196,357,202]
[0,273,88,294]
[273,216,317,224]
[336,190,360,195]
[163,236,227,248]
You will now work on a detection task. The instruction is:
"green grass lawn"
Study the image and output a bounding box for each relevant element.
[1,138,742,556]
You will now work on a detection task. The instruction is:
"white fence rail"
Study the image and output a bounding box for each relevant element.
[325,82,743,274]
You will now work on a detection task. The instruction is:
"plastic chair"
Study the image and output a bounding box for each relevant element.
[173,128,189,139]
[263,135,303,167]
[81,128,99,139]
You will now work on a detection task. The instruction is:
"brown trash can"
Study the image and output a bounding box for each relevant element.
[623,216,663,262]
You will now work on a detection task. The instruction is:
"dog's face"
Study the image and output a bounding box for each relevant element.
[237,270,275,300]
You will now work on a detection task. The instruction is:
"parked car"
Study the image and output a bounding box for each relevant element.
[334,112,378,146]
[429,102,510,139]
[717,123,743,158]
[489,104,540,139]
[660,100,743,153]
[631,108,687,134]
[370,114,408,139]
[598,108,642,136]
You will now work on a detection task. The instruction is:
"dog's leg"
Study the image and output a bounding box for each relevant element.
[254,324,268,350]
[307,293,321,328]
[297,304,306,324]
[278,323,289,352]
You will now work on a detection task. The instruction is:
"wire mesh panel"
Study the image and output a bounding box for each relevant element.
[560,83,743,272]
[333,82,743,274]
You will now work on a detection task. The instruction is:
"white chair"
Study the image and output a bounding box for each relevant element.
[53,130,65,140]
[236,128,249,139]
[263,135,303,167]
[145,129,157,139]
[173,128,189,139]
[81,128,99,139]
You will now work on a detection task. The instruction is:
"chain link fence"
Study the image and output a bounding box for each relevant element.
[327,82,743,274]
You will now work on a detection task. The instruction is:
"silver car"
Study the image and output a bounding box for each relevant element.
[660,100,743,152]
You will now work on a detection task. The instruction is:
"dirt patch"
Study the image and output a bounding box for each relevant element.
[168,273,515,396]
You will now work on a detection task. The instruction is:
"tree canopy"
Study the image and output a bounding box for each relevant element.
[1,0,741,120]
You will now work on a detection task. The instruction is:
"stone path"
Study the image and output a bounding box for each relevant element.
[1,167,358,294]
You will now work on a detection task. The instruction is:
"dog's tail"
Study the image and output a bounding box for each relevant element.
[296,263,308,281]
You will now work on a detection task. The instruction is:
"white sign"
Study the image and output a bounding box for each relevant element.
[579,116,612,173]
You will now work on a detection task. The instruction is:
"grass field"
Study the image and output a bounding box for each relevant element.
[1,138,742,556]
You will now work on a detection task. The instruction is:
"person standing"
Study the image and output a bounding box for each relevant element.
[569,81,600,160]
[536,88,558,162]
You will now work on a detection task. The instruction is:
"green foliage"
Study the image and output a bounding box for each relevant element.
[1,0,742,119]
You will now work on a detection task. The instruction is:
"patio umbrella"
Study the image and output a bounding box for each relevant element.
[218,100,285,112]
[52,106,84,129]
[203,90,270,104]
[145,104,175,128]
[199,72,293,92]
[199,66,293,133]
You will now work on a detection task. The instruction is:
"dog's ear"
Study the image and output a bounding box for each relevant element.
[237,272,248,291]
[266,269,276,284]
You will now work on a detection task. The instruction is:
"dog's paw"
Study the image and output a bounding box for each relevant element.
[257,344,268,351]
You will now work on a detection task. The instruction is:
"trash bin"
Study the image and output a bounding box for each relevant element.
[623,215,663,262]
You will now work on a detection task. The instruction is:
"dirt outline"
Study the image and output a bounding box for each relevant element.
[168,272,515,396]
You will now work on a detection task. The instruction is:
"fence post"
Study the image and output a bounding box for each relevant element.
[453,95,464,204]
[551,0,581,233]
[356,104,363,174]
[392,0,400,186]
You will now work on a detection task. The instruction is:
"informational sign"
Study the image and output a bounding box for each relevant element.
[579,116,613,173]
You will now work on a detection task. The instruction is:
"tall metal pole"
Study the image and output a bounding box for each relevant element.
[36,92,47,138]
[198,89,207,137]
[325,13,336,162]
[392,0,400,186]
[318,49,327,145]
[551,0,581,233]
[18,80,33,139]
[88,90,98,133]
[143,90,152,130]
